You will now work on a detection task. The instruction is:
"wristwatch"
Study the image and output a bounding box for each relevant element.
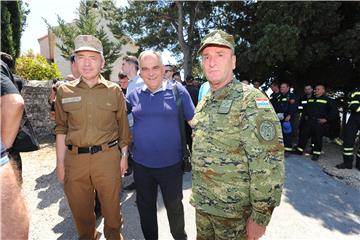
[121,151,129,157]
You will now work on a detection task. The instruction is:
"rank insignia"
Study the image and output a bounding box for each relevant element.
[218,100,233,114]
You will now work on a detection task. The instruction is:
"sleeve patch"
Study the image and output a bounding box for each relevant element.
[255,98,270,109]
[259,120,276,141]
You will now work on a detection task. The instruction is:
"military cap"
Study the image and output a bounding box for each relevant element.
[198,29,235,54]
[74,35,103,53]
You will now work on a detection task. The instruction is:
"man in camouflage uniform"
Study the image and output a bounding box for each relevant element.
[190,30,284,240]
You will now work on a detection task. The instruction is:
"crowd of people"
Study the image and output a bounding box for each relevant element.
[1,28,358,240]
[268,81,359,169]
[47,30,284,240]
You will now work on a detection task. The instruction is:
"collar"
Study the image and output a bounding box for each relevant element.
[210,76,239,101]
[141,81,167,94]
[72,75,111,88]
[129,75,140,83]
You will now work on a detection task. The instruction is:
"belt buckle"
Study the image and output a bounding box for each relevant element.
[90,146,101,154]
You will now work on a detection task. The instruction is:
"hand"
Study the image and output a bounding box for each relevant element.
[56,166,65,184]
[284,115,291,122]
[246,218,266,240]
[318,118,327,124]
[120,156,128,177]
[49,111,56,121]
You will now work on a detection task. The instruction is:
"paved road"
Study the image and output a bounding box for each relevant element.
[22,144,360,240]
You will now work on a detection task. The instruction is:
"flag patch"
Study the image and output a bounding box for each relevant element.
[255,98,270,109]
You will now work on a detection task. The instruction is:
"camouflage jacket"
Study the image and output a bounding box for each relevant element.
[190,78,284,226]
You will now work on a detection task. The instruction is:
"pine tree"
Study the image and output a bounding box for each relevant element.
[1,0,29,59]
[45,0,122,78]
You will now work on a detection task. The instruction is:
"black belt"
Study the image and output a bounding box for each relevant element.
[67,140,118,154]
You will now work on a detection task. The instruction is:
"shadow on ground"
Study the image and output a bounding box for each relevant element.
[284,155,360,234]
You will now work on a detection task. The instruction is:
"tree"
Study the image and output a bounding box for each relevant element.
[45,0,122,78]
[236,1,360,93]
[1,0,30,59]
[109,1,247,77]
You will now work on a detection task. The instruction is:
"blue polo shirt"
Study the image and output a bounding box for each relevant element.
[127,81,195,168]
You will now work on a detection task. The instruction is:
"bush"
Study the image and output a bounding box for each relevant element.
[15,51,62,80]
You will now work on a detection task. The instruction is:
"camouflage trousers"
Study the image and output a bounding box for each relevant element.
[196,210,249,240]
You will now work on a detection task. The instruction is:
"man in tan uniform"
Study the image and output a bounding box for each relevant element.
[55,35,131,239]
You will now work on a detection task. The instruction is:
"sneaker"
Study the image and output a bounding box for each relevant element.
[335,163,352,169]
[311,155,319,161]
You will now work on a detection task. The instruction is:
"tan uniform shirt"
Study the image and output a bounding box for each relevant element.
[55,75,131,148]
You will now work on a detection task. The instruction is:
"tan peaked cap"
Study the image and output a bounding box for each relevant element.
[198,29,235,54]
[74,35,103,53]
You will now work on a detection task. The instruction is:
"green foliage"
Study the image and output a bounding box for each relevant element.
[237,1,360,93]
[45,0,122,78]
[108,1,240,77]
[0,0,30,59]
[15,50,62,80]
[1,3,15,57]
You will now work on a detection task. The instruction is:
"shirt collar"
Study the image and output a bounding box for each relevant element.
[73,75,111,88]
[210,76,239,100]
[129,75,140,83]
[141,81,167,94]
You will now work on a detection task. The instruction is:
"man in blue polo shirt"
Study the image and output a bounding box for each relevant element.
[127,50,195,240]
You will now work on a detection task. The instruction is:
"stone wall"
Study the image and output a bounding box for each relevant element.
[21,80,55,140]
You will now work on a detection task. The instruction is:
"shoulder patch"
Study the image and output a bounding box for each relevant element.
[255,98,270,109]
[259,120,276,141]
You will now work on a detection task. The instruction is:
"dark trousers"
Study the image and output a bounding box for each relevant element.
[343,113,360,165]
[298,120,325,156]
[185,122,193,153]
[133,161,187,240]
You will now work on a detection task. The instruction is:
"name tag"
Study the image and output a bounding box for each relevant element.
[62,96,81,104]
[218,100,233,114]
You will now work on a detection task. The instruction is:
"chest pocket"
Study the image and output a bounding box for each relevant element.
[96,99,118,131]
[210,110,240,151]
[62,101,82,129]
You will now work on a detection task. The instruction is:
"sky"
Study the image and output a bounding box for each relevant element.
[20,0,176,64]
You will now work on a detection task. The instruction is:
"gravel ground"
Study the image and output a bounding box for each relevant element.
[20,138,359,240]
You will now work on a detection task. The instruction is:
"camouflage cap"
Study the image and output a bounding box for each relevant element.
[74,35,103,54]
[198,30,235,54]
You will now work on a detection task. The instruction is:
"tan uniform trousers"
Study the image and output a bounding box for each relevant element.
[64,146,123,240]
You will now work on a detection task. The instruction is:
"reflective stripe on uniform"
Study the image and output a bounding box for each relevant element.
[298,106,303,110]
[301,101,307,104]
[281,98,288,102]
[344,147,354,151]
[316,99,327,104]
[350,100,360,105]
[357,153,360,158]
[285,147,293,151]
[297,147,304,152]
[344,152,353,156]
[351,92,360,98]
[313,151,321,155]
[308,99,314,102]
[357,106,360,112]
